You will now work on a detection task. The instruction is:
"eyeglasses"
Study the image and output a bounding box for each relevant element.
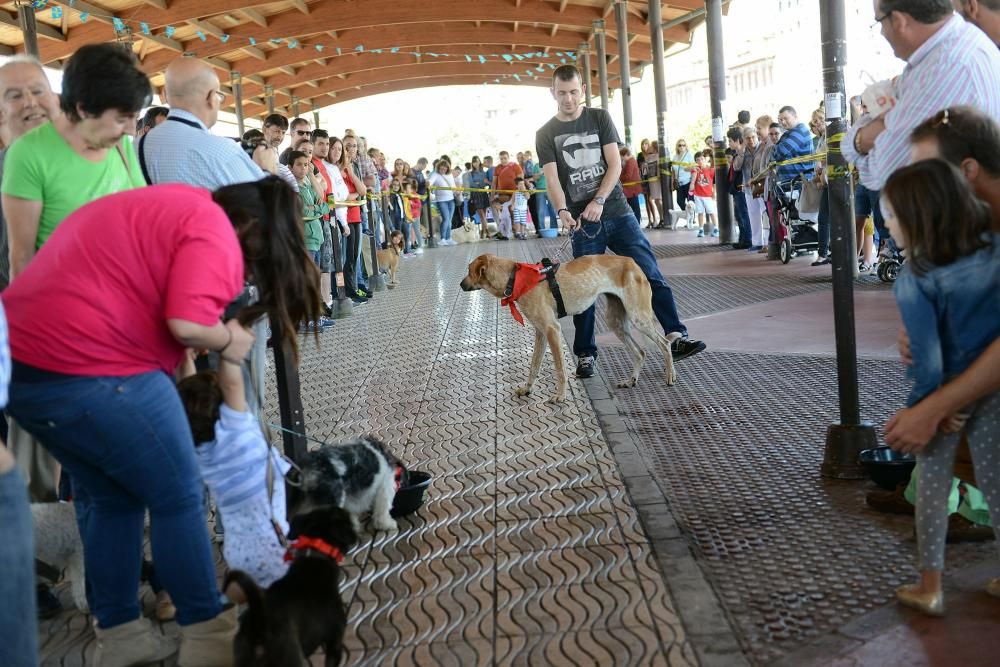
[871,10,891,30]
[677,143,686,148]
[294,129,311,136]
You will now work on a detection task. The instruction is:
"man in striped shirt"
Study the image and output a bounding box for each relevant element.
[843,0,1000,190]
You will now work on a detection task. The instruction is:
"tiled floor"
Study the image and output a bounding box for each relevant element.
[35,226,1000,666]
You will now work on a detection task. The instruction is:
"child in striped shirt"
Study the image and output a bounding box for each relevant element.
[512,177,529,240]
[178,353,291,588]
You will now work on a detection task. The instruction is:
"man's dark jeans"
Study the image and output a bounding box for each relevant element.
[733,188,751,244]
[571,212,687,358]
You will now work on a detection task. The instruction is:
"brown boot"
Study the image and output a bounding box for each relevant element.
[178,605,237,667]
[945,514,995,543]
[93,617,177,667]
[865,483,914,515]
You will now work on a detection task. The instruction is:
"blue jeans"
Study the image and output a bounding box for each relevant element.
[436,200,455,241]
[0,466,38,666]
[8,369,223,629]
[855,183,892,249]
[733,188,751,244]
[571,212,687,358]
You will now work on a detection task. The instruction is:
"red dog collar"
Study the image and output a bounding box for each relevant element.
[284,536,344,564]
[394,464,404,492]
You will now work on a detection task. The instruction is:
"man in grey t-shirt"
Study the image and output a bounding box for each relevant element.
[536,65,705,379]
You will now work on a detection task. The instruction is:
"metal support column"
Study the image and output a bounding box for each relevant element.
[17,3,39,58]
[231,71,245,137]
[648,0,672,208]
[328,217,353,318]
[704,0,734,244]
[312,109,321,129]
[265,85,275,115]
[422,192,436,248]
[614,0,633,148]
[593,20,610,111]
[820,0,874,479]
[272,330,308,468]
[366,196,386,292]
[580,43,593,107]
[291,96,301,119]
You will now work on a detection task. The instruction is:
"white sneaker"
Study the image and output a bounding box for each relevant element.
[414,247,424,255]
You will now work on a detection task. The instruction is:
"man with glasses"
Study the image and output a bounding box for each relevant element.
[279,117,312,164]
[139,58,264,189]
[254,113,298,192]
[843,0,999,193]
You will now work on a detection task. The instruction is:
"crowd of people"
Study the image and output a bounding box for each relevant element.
[0,1,998,665]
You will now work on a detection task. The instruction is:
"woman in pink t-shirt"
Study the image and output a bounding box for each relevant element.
[3,176,320,664]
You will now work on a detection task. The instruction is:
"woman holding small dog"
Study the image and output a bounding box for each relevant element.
[3,177,321,666]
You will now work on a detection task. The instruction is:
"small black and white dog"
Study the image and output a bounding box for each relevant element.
[298,437,406,534]
[225,506,357,667]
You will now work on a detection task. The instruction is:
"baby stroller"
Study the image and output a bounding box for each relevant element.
[876,245,905,282]
[770,175,819,264]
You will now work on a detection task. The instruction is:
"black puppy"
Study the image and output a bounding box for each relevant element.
[225,506,357,667]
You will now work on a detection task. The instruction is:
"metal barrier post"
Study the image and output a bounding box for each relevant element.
[231,71,245,137]
[580,43,593,107]
[17,3,39,58]
[593,20,610,111]
[424,192,436,248]
[614,0,633,149]
[272,329,308,473]
[705,0,734,244]
[328,213,353,318]
[820,0,874,479]
[648,0,673,211]
[366,195,386,291]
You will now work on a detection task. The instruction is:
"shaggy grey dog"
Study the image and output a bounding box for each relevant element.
[298,437,405,534]
[31,502,87,612]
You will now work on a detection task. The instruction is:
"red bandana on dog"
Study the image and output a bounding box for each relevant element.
[501,263,547,326]
[284,536,344,564]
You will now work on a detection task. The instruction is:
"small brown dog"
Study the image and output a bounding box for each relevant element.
[376,230,405,287]
[460,253,679,402]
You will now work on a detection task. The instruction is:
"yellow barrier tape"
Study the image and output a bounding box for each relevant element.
[427,185,546,195]
[327,198,365,207]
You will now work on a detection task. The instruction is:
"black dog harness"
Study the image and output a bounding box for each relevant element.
[502,257,567,319]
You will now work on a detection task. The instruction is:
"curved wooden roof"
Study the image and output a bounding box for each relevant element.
[1,0,708,116]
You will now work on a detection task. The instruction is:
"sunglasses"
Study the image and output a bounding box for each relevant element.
[294,129,311,136]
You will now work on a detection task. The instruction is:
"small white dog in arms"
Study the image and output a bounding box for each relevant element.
[32,502,88,612]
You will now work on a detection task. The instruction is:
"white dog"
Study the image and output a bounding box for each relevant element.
[32,502,87,612]
[451,222,480,245]
[668,208,692,230]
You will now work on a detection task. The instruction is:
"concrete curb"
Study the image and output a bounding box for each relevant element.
[571,351,751,667]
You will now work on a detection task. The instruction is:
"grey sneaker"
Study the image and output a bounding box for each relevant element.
[575,355,596,378]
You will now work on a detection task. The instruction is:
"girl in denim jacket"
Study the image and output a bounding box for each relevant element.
[882,159,1000,616]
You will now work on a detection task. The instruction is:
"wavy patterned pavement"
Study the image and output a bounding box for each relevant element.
[37,235,697,666]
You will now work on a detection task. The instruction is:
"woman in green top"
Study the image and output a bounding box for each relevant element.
[2,44,150,281]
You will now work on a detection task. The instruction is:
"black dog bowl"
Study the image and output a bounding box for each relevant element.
[859,447,916,491]
[390,471,432,517]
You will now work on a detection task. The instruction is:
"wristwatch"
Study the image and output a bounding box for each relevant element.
[593,196,606,205]
[558,207,571,215]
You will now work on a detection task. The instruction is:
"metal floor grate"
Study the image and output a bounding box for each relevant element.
[598,348,996,665]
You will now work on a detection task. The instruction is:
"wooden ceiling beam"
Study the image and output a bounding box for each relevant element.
[188,19,225,39]
[239,72,549,116]
[240,8,269,27]
[64,0,682,68]
[241,56,610,103]
[139,24,658,79]
[0,10,65,42]
[242,46,267,60]
[289,0,310,15]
